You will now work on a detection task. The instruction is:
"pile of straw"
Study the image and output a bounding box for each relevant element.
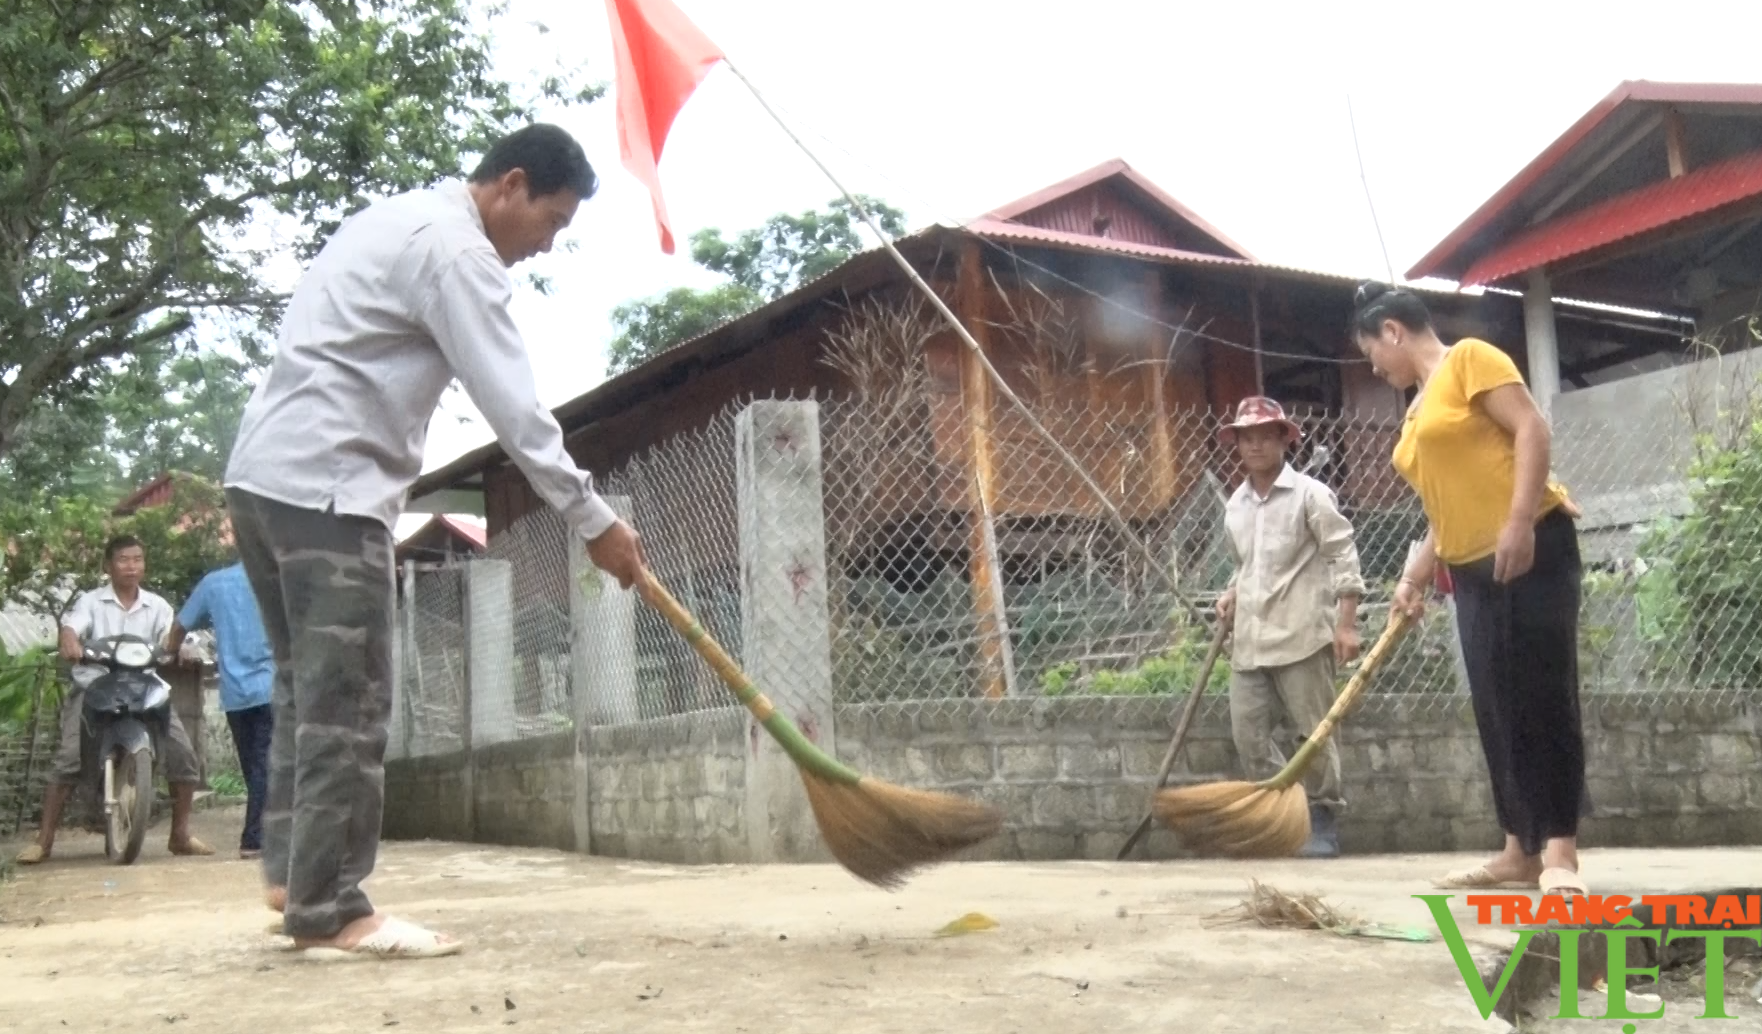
[1202,880,1361,934]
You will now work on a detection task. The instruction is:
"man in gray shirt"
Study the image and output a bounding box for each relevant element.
[225,124,644,960]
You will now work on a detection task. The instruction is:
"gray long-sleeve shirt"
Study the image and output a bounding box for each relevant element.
[224,179,616,541]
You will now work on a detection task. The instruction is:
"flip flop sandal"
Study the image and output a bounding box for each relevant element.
[1539,867,1588,900]
[1431,864,1540,890]
[297,917,464,963]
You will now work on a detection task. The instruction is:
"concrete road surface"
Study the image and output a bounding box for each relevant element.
[3,806,1758,1033]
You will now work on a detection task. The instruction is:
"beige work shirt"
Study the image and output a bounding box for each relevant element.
[1223,465,1365,671]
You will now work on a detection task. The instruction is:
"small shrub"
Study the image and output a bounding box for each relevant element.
[1038,611,1228,697]
[1636,415,1762,687]
[207,772,247,798]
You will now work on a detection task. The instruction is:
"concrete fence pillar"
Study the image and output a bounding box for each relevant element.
[570,495,638,854]
[571,497,641,729]
[467,559,516,747]
[737,399,836,863]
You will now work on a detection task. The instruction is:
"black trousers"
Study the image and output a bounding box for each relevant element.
[226,704,274,852]
[1448,508,1590,856]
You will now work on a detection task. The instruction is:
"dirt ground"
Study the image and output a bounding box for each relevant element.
[2,807,1758,1034]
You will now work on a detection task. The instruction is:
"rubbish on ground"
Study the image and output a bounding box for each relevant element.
[935,912,999,937]
[1203,879,1434,942]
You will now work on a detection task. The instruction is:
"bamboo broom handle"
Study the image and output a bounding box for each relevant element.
[1268,608,1416,790]
[1117,620,1229,860]
[633,568,862,786]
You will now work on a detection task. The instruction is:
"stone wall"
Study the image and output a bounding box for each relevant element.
[583,708,748,864]
[836,692,1762,860]
[383,750,472,843]
[387,691,1760,863]
[472,732,576,851]
[385,708,751,860]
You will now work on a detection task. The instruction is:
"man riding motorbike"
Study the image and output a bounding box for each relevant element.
[15,535,213,864]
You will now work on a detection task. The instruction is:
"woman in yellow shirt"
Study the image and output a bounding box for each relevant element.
[1349,282,1588,900]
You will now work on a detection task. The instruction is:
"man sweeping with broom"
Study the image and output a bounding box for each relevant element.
[1214,397,1365,859]
[225,124,646,960]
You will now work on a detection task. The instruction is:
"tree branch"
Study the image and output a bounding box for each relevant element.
[54,184,273,354]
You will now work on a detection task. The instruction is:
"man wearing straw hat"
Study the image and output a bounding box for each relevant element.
[1215,397,1365,858]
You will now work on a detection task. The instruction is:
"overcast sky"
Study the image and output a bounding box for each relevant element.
[392,0,1762,491]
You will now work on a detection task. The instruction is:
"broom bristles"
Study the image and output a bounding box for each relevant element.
[800,771,1004,890]
[1152,781,1311,858]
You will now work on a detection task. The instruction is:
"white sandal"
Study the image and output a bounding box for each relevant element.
[1539,867,1589,900]
[1431,864,1539,890]
[298,916,464,962]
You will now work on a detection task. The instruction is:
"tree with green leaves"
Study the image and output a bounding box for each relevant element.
[605,284,760,379]
[606,195,907,377]
[0,477,233,622]
[0,0,597,467]
[2,345,260,498]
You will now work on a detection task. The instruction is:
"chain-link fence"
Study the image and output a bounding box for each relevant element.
[391,563,468,760]
[389,372,1762,757]
[820,392,1456,715]
[390,407,747,757]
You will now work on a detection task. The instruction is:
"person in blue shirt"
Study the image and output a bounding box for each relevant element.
[168,559,276,860]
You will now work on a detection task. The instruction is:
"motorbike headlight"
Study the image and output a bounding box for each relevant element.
[114,642,154,667]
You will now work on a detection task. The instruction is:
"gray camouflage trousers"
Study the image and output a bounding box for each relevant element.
[225,488,394,940]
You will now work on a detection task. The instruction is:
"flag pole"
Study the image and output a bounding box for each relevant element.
[721,61,1210,629]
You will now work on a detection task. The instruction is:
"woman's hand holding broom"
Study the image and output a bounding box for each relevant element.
[1394,531,1437,623]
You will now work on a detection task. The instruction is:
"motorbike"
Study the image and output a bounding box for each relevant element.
[76,634,177,865]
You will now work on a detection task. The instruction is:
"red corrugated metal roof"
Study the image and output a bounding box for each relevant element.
[1458,149,1762,287]
[965,217,1363,287]
[435,515,487,550]
[113,472,181,516]
[982,159,1257,261]
[1409,80,1762,282]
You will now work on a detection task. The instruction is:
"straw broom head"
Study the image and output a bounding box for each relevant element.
[802,771,1004,890]
[1152,781,1310,858]
[636,569,1003,889]
[1151,613,1414,858]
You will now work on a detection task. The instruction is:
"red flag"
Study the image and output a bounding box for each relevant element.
[605,0,725,254]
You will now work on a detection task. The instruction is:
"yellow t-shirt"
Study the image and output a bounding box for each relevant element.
[1392,338,1571,565]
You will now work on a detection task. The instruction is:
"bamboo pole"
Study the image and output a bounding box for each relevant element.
[955,240,1016,699]
[1141,270,1178,513]
[1117,620,1227,860]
